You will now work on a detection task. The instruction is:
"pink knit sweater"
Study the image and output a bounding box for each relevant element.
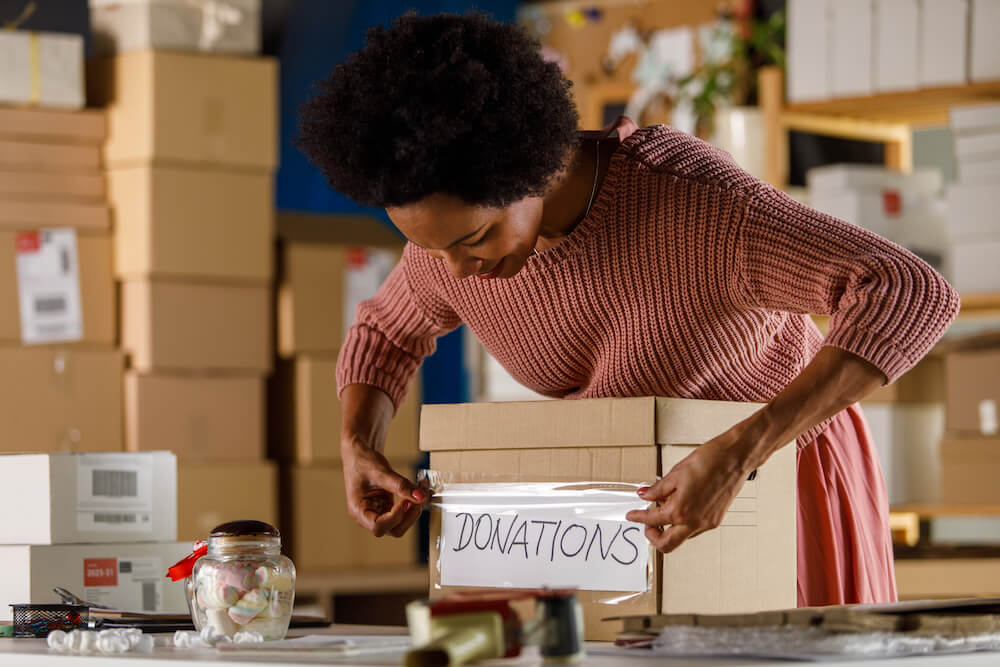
[337,124,960,445]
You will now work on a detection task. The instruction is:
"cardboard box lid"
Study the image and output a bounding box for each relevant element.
[0,107,105,144]
[420,397,762,451]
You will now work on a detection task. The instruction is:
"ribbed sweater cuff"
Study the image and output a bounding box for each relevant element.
[336,325,419,410]
[822,325,912,385]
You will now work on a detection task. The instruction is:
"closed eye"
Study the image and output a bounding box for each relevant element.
[462,228,490,248]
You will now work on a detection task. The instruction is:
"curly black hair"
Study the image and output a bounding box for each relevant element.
[296,12,579,209]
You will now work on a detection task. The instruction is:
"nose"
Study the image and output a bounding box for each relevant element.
[426,248,482,279]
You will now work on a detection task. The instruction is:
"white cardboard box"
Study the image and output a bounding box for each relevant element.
[970,0,1000,82]
[0,542,189,613]
[0,452,177,545]
[787,0,830,102]
[807,164,943,195]
[948,183,1000,239]
[862,403,944,505]
[919,0,969,87]
[948,239,1000,292]
[874,0,920,92]
[0,31,84,109]
[957,159,1000,185]
[950,103,1000,133]
[830,0,874,97]
[90,0,260,55]
[954,132,1000,163]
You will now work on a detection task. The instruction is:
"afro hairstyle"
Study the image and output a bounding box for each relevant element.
[296,12,580,209]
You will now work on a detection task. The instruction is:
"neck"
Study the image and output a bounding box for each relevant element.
[537,139,606,248]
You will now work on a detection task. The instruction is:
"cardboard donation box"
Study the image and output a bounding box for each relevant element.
[420,397,797,641]
[940,436,1000,504]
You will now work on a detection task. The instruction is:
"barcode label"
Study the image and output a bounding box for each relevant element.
[34,295,67,314]
[142,583,156,611]
[94,513,138,525]
[77,455,154,534]
[93,470,138,498]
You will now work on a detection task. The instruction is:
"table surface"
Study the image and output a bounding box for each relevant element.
[1,624,999,666]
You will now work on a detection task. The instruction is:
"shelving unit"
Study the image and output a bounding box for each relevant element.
[757,67,1000,190]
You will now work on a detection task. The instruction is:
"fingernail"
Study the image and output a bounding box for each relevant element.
[412,489,426,502]
[637,486,650,497]
[402,501,412,512]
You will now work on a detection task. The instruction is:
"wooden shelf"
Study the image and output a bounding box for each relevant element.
[891,504,1000,518]
[958,293,1000,314]
[785,80,1000,126]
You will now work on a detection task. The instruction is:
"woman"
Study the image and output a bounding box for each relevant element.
[297,13,959,606]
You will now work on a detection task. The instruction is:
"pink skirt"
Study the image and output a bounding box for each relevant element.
[796,404,897,606]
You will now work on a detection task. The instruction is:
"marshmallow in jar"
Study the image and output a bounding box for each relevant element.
[187,520,295,640]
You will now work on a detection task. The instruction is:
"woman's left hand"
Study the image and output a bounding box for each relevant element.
[625,422,765,553]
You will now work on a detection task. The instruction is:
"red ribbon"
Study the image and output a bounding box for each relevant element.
[166,540,208,581]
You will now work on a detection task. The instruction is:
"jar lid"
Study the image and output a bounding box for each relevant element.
[210,520,280,538]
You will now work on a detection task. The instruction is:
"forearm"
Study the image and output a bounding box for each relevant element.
[340,383,395,454]
[737,346,886,472]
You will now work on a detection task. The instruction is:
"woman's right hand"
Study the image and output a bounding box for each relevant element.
[339,383,427,538]
[341,439,426,537]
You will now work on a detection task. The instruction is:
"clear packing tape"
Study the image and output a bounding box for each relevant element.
[419,470,656,634]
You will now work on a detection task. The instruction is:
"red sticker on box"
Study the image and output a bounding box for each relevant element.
[882,190,901,216]
[84,558,118,587]
[15,231,40,254]
[346,247,369,268]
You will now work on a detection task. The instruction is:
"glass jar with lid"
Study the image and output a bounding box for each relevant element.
[186,520,295,640]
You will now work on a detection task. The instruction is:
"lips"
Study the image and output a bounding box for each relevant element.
[475,257,505,280]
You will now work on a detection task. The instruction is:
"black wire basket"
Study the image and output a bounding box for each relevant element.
[9,604,89,638]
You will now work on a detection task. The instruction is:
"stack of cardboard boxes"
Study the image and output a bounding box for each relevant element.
[0,106,123,454]
[940,334,1000,505]
[87,48,279,541]
[0,451,188,613]
[946,102,1000,293]
[269,213,422,572]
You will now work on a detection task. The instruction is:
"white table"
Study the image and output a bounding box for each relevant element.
[1,625,998,666]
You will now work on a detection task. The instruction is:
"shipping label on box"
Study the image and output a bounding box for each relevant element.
[15,228,83,344]
[434,481,649,593]
[84,555,164,611]
[75,453,154,533]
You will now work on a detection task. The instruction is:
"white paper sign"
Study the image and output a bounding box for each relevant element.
[76,454,154,532]
[343,247,396,338]
[15,228,84,344]
[437,483,650,592]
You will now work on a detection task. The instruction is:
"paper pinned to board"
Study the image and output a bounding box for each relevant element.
[435,481,651,593]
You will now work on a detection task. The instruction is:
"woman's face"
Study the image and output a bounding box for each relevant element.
[387,193,543,280]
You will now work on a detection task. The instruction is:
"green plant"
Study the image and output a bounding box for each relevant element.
[681,9,785,138]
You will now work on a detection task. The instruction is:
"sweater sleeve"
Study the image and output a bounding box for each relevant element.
[736,183,960,384]
[336,244,461,408]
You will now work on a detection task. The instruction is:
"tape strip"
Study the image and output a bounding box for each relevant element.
[29,31,40,103]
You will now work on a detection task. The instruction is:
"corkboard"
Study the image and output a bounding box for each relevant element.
[517,0,744,128]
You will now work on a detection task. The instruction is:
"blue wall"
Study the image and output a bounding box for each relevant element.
[276,2,517,404]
